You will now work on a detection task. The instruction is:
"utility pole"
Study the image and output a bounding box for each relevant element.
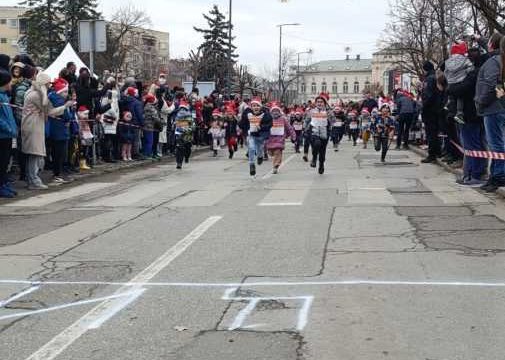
[277,23,300,102]
[296,49,312,104]
[227,0,233,97]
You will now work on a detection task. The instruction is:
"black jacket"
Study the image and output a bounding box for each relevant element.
[239,107,272,136]
[421,70,442,115]
[447,68,480,123]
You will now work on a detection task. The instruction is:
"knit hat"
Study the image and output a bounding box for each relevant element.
[0,70,12,87]
[361,108,370,115]
[212,108,222,117]
[144,93,156,103]
[451,42,468,56]
[422,61,435,72]
[269,101,282,112]
[250,96,262,106]
[126,87,138,97]
[0,54,10,71]
[78,105,89,117]
[179,100,189,109]
[35,72,51,86]
[53,78,69,94]
[11,62,25,74]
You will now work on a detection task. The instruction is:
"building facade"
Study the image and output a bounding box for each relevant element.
[296,55,373,104]
[0,7,27,58]
[372,47,416,95]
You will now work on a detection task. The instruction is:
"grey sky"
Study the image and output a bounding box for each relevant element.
[2,0,391,75]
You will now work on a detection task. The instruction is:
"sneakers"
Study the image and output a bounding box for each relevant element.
[318,165,325,174]
[213,150,218,157]
[28,183,49,190]
[0,185,15,198]
[402,144,410,150]
[480,179,504,193]
[49,176,71,186]
[302,155,309,162]
[454,114,465,125]
[457,177,486,187]
[310,160,317,168]
[3,183,17,196]
[257,157,264,165]
[272,166,279,175]
[229,151,234,159]
[421,156,437,164]
[250,164,256,176]
[176,164,182,169]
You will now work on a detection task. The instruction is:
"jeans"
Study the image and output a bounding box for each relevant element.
[26,155,45,186]
[484,113,505,183]
[51,140,67,177]
[311,136,328,165]
[143,130,154,157]
[459,122,487,180]
[397,113,413,147]
[0,138,12,186]
[248,134,267,165]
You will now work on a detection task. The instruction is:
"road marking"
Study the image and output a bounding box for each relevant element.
[5,183,116,207]
[24,216,222,360]
[258,188,308,207]
[258,202,303,206]
[222,288,314,331]
[0,285,40,307]
[261,153,297,180]
[5,279,505,289]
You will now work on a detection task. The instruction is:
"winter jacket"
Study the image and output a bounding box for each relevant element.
[125,96,145,126]
[13,78,31,125]
[474,54,505,116]
[224,116,238,139]
[445,54,474,85]
[239,107,273,137]
[395,94,415,114]
[421,70,442,115]
[22,88,65,156]
[48,91,74,141]
[447,68,480,123]
[174,107,194,142]
[0,90,17,139]
[304,107,335,140]
[144,102,160,132]
[266,115,296,150]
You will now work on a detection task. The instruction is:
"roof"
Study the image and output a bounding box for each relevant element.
[301,58,372,73]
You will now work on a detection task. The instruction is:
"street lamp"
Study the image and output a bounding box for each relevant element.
[227,0,233,97]
[277,23,301,102]
[296,49,313,104]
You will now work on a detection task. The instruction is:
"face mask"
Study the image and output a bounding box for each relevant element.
[159,78,166,85]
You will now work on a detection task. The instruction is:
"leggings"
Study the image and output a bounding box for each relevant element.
[311,136,328,165]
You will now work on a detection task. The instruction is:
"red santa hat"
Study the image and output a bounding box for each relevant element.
[315,92,330,104]
[361,108,370,115]
[179,100,190,109]
[451,42,468,56]
[212,108,222,117]
[250,96,262,106]
[126,87,138,97]
[144,93,156,103]
[224,106,235,115]
[77,106,89,118]
[269,101,282,112]
[53,78,69,94]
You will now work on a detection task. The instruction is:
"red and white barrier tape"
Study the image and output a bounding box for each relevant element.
[451,140,505,160]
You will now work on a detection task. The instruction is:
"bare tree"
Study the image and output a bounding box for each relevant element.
[188,49,204,88]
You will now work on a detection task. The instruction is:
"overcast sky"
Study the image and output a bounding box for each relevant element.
[2,0,391,75]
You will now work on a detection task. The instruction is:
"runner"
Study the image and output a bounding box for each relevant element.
[348,110,360,146]
[374,104,396,163]
[223,105,239,159]
[209,108,225,157]
[291,108,304,153]
[240,97,272,177]
[265,102,296,174]
[304,92,335,174]
[332,106,346,152]
[360,108,372,149]
[174,99,195,169]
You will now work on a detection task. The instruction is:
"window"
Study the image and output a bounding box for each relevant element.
[311,82,317,94]
[364,81,371,92]
[343,82,348,94]
[332,82,337,94]
[354,81,360,94]
[0,38,7,44]
[301,83,306,94]
[9,19,18,28]
[321,82,327,93]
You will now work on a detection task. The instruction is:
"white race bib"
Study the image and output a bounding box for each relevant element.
[248,114,262,133]
[335,121,343,127]
[350,121,358,130]
[310,111,328,127]
[271,119,285,136]
[362,121,370,128]
[293,123,303,131]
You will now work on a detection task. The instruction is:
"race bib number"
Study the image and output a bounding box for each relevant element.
[311,111,328,127]
[350,121,358,130]
[361,121,370,128]
[176,119,190,129]
[249,115,262,133]
[335,121,343,127]
[293,123,303,131]
[271,119,285,136]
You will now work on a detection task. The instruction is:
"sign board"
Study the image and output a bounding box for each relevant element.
[79,20,107,53]
[183,82,216,97]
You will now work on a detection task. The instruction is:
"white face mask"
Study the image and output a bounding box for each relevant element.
[159,78,166,85]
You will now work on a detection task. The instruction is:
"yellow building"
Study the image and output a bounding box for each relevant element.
[0,6,27,58]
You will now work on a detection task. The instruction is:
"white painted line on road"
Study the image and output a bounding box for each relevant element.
[6,279,505,289]
[258,202,303,207]
[0,291,142,322]
[297,296,314,331]
[24,216,222,360]
[0,285,40,307]
[229,298,260,331]
[5,183,116,207]
[262,153,297,180]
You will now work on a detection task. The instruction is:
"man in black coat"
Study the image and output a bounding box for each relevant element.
[421,61,442,163]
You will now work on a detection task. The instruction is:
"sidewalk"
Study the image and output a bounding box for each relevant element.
[5,145,210,201]
[410,145,505,200]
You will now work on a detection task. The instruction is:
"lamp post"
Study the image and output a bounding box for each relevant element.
[226,0,233,97]
[277,23,300,102]
[296,49,312,104]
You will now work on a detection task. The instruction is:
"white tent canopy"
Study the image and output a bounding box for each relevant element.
[43,43,92,80]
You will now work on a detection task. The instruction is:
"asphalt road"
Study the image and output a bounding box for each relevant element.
[1,140,505,360]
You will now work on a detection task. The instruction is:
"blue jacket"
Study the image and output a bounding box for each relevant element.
[0,90,17,139]
[126,96,144,126]
[48,91,72,141]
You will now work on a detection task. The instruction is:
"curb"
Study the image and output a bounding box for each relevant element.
[411,146,505,200]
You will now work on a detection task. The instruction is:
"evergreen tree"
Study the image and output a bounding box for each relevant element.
[20,0,65,65]
[57,0,100,50]
[193,5,237,91]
